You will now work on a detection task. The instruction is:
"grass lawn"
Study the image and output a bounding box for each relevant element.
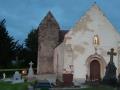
[0,81,117,90]
[0,81,29,90]
[80,85,115,90]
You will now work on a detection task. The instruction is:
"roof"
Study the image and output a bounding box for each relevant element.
[39,11,60,28]
[59,30,69,43]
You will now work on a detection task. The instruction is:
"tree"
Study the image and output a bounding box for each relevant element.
[0,19,17,68]
[13,43,26,68]
[24,28,38,68]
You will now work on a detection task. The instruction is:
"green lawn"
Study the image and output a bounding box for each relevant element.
[0,81,117,90]
[80,86,115,90]
[0,81,29,90]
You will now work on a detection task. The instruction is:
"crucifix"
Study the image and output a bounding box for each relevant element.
[28,61,34,77]
[107,48,117,63]
[29,61,33,68]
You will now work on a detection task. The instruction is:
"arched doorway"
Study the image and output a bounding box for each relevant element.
[90,60,100,80]
[86,53,106,81]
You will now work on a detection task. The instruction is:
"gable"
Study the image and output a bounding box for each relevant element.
[64,4,120,45]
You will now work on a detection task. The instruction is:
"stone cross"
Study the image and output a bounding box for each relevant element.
[29,61,33,68]
[28,61,34,78]
[107,48,117,63]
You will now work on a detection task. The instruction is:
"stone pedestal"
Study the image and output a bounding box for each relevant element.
[63,74,73,86]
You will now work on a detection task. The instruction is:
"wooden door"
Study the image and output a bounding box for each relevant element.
[90,60,100,80]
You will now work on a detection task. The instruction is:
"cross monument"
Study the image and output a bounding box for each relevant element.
[107,48,117,63]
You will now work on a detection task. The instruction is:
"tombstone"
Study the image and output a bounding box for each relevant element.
[33,80,52,89]
[28,61,35,81]
[62,73,73,86]
[103,48,117,86]
[62,64,73,86]
[12,71,24,84]
[2,73,12,82]
[3,73,6,79]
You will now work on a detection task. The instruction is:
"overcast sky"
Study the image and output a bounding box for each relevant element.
[0,0,120,43]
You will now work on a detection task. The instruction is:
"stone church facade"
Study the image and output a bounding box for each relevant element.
[37,4,120,83]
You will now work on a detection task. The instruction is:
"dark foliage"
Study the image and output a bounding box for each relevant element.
[12,43,26,68]
[0,19,17,68]
[24,28,38,68]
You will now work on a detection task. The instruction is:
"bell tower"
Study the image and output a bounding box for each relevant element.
[37,11,60,74]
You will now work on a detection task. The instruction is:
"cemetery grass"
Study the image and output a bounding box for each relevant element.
[80,85,115,90]
[0,81,29,90]
[0,81,116,90]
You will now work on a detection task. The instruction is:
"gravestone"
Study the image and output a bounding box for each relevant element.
[3,73,6,79]
[12,71,24,84]
[103,48,117,86]
[33,80,52,89]
[2,73,12,82]
[28,61,34,77]
[28,61,35,81]
[63,74,73,86]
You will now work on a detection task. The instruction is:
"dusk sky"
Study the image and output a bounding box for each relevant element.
[0,0,120,43]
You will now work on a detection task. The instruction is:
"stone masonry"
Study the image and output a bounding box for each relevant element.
[37,11,60,74]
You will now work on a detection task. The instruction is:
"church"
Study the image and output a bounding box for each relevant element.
[37,4,120,84]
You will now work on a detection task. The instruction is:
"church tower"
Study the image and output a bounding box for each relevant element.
[37,11,60,74]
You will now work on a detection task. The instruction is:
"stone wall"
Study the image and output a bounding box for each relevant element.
[37,11,60,74]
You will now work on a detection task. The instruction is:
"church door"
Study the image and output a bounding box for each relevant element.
[90,60,100,81]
